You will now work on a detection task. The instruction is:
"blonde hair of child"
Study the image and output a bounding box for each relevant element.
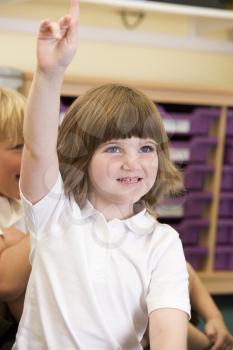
[0,87,25,145]
[57,83,183,214]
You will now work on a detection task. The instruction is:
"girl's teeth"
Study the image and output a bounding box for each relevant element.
[119,177,139,183]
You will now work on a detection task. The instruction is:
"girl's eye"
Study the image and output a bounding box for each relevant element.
[140,145,155,153]
[104,145,121,153]
[12,144,24,151]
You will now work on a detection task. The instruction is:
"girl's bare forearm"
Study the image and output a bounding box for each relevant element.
[24,68,63,157]
[0,235,30,301]
[187,323,211,350]
[21,69,63,202]
[188,263,221,321]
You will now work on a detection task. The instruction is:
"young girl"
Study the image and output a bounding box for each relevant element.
[0,87,29,349]
[0,87,25,232]
[14,1,190,349]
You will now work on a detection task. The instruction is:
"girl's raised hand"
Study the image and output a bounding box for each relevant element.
[37,0,79,74]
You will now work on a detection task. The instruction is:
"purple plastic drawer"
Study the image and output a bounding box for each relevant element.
[184,246,208,270]
[184,192,212,217]
[221,166,233,191]
[173,219,209,245]
[226,109,233,136]
[157,192,212,219]
[224,139,233,164]
[59,101,69,124]
[159,106,219,136]
[215,246,233,270]
[184,164,213,190]
[170,137,217,163]
[192,108,219,135]
[217,220,233,245]
[219,193,233,217]
[60,101,69,113]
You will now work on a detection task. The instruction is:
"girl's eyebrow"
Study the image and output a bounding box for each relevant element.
[99,140,122,148]
[142,140,158,146]
[104,140,121,145]
[139,140,158,147]
[102,139,158,146]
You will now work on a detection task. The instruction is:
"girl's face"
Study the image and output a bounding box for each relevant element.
[0,140,23,200]
[88,137,158,216]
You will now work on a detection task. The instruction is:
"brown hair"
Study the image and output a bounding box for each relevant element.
[57,83,182,214]
[0,87,25,145]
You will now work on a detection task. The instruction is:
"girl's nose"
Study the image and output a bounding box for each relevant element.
[121,154,140,170]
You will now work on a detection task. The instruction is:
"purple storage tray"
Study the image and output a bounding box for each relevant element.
[226,109,233,136]
[192,108,219,135]
[224,139,233,164]
[159,106,219,136]
[184,164,213,191]
[221,165,233,191]
[60,101,69,113]
[172,219,209,245]
[214,246,233,270]
[171,137,217,163]
[59,101,69,124]
[184,192,212,217]
[217,220,233,245]
[219,193,233,217]
[184,246,208,270]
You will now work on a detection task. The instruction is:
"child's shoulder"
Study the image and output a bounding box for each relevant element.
[149,215,180,242]
[141,215,183,264]
[130,210,180,244]
[130,209,179,237]
[154,220,179,236]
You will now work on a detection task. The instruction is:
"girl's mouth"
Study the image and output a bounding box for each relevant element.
[117,177,142,184]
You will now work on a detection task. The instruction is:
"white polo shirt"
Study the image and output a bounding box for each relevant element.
[14,174,190,350]
[0,196,25,232]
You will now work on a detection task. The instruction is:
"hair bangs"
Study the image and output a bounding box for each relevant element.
[71,84,167,152]
[0,102,24,145]
[0,87,25,144]
[99,102,160,142]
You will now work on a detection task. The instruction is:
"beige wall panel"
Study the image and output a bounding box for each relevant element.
[1,31,233,88]
[1,1,233,88]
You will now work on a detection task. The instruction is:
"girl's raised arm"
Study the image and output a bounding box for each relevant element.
[20,0,79,204]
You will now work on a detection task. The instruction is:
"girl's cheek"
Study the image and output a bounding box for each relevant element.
[146,155,158,166]
[11,154,22,171]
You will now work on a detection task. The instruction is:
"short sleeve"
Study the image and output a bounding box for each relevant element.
[19,173,66,239]
[146,227,190,318]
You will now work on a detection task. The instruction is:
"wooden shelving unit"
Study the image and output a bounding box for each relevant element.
[21,72,233,295]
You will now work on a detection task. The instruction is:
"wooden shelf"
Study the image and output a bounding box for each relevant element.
[199,272,233,294]
[22,72,233,107]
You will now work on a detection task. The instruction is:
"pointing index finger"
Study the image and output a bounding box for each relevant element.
[70,0,79,23]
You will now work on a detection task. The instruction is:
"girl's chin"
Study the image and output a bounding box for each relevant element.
[12,187,20,200]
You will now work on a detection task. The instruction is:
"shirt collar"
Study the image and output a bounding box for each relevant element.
[125,209,156,235]
[0,196,24,229]
[79,200,156,235]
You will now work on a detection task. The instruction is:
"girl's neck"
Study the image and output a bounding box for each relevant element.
[88,196,135,222]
